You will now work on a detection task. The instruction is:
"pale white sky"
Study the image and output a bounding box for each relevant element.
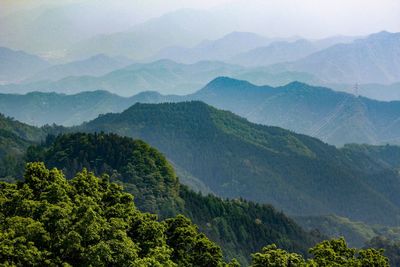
[1,0,399,38]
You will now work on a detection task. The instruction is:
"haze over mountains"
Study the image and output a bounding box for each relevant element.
[0,31,399,101]
[0,47,50,83]
[285,31,400,84]
[152,31,272,63]
[0,59,320,96]
[2,1,400,265]
[25,54,133,83]
[3,77,400,146]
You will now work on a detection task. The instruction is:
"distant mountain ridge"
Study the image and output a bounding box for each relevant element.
[286,31,400,84]
[2,77,400,146]
[0,47,50,83]
[25,54,133,82]
[153,31,271,63]
[67,9,237,60]
[230,39,319,66]
[184,77,400,145]
[0,60,319,96]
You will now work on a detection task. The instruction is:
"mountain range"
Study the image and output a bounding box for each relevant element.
[0,119,320,265]
[3,77,400,146]
[0,47,50,83]
[25,54,133,83]
[72,101,400,226]
[2,100,400,262]
[184,78,400,145]
[67,9,236,61]
[283,31,400,84]
[153,31,271,64]
[0,60,319,96]
[1,32,399,100]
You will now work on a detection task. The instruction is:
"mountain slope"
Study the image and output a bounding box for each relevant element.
[67,9,235,60]
[0,60,244,96]
[0,60,321,96]
[295,214,400,248]
[0,47,49,83]
[186,77,400,146]
[0,113,45,178]
[0,91,133,126]
[230,39,319,67]
[25,54,133,82]
[288,31,400,84]
[153,31,270,63]
[77,101,400,226]
[26,132,319,265]
[2,77,400,145]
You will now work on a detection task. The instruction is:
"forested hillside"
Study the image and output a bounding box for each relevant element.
[0,91,132,126]
[26,133,319,264]
[187,77,400,145]
[4,77,400,146]
[0,162,231,266]
[77,101,400,226]
[0,162,388,266]
[0,113,45,179]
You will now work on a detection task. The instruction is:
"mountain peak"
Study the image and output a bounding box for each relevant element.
[205,77,254,88]
[366,30,399,40]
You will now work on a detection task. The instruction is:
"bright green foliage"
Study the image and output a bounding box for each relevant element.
[0,162,227,266]
[366,236,400,266]
[251,238,389,267]
[309,238,358,266]
[26,133,183,217]
[165,215,224,267]
[309,238,389,267]
[251,244,306,267]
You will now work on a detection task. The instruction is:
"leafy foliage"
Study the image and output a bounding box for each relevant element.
[0,162,227,266]
[366,236,400,266]
[251,238,388,267]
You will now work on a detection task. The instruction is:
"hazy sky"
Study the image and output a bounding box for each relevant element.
[1,0,399,38]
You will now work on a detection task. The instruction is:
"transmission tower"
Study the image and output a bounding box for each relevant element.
[353,83,359,97]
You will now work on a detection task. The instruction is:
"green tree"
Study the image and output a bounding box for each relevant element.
[251,238,389,267]
[250,244,306,267]
[0,162,227,266]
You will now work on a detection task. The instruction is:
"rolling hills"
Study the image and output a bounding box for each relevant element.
[185,78,400,146]
[31,133,320,264]
[75,101,400,226]
[0,60,319,96]
[0,90,132,126]
[2,77,400,146]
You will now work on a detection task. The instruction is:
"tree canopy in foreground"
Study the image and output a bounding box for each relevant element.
[0,163,389,266]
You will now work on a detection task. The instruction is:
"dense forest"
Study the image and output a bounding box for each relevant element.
[1,109,400,264]
[25,133,319,264]
[0,162,389,266]
[77,101,400,226]
[0,114,45,180]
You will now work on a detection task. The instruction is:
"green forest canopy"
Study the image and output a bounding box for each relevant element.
[0,163,389,266]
